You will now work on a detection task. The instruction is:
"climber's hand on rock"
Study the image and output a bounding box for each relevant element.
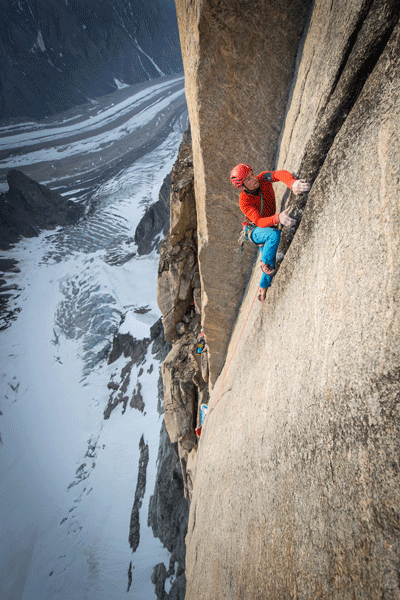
[279,208,297,228]
[292,179,311,195]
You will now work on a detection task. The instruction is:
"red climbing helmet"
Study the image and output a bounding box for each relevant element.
[230,163,252,188]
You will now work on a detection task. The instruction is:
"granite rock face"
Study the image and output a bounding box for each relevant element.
[173,0,400,598]
[175,0,312,385]
[169,128,196,248]
[275,0,400,259]
[0,169,84,250]
[157,230,199,342]
[156,130,200,343]
[161,318,209,500]
[156,129,209,500]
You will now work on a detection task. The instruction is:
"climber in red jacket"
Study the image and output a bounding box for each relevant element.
[230,163,311,303]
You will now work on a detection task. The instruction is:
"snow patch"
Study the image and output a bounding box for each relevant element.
[134,38,165,77]
[37,30,46,52]
[119,310,152,339]
[114,78,129,90]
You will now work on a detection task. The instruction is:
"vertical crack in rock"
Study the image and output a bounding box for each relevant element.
[324,0,375,104]
[277,0,400,264]
[300,0,400,183]
[128,435,149,552]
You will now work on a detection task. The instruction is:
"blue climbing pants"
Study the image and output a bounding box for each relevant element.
[250,227,281,288]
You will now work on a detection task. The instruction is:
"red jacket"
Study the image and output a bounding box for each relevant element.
[239,170,297,227]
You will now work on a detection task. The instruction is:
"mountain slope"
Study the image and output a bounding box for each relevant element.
[0,0,182,120]
[0,76,188,600]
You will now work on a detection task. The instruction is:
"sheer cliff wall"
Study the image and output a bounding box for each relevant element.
[174,0,400,598]
[175,0,311,385]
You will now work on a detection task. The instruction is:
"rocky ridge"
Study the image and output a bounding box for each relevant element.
[156,128,209,501]
[104,313,189,599]
[134,172,171,256]
[0,169,84,250]
[0,169,85,328]
[148,421,189,600]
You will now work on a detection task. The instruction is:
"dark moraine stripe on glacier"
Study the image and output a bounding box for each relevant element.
[51,102,188,203]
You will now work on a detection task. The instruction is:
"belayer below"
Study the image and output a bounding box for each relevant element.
[230,163,311,303]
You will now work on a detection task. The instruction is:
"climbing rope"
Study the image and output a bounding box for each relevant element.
[205,284,260,420]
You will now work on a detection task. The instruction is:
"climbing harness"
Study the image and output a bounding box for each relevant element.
[237,223,263,250]
[236,187,265,252]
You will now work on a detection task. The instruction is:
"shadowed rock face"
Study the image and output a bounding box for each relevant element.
[148,421,189,600]
[275,0,400,262]
[158,230,199,342]
[148,320,189,600]
[156,128,209,502]
[134,173,171,256]
[157,130,200,343]
[128,435,149,553]
[172,0,400,598]
[0,169,84,249]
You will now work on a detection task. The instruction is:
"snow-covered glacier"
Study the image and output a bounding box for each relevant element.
[0,73,187,600]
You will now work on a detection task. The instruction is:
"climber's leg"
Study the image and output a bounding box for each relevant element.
[250,227,281,288]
